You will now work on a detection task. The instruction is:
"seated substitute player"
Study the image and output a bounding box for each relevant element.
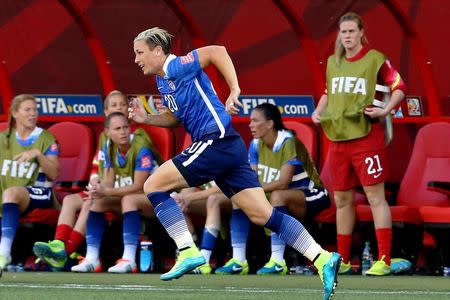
[0,94,60,271]
[186,103,330,275]
[129,27,341,299]
[33,90,160,270]
[70,112,158,272]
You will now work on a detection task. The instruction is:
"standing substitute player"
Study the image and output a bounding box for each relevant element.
[129,27,341,299]
[312,12,406,275]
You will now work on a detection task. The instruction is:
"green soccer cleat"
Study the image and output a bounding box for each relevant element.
[338,260,352,274]
[215,258,249,275]
[366,255,391,276]
[314,251,341,300]
[160,246,205,281]
[190,263,212,275]
[33,240,67,270]
[256,258,288,275]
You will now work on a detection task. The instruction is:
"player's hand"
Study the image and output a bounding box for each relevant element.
[86,181,107,200]
[225,88,242,115]
[14,149,40,163]
[364,106,388,118]
[128,97,148,123]
[311,111,321,125]
[171,192,190,212]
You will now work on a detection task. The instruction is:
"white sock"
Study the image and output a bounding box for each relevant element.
[270,244,285,262]
[123,244,137,263]
[0,237,13,257]
[201,249,212,263]
[85,245,100,262]
[174,232,194,249]
[303,242,322,262]
[232,244,246,262]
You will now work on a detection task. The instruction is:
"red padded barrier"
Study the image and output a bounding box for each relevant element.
[138,124,174,162]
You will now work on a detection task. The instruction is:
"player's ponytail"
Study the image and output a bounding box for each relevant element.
[335,12,368,65]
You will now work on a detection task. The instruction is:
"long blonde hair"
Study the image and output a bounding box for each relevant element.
[334,12,368,65]
[5,94,37,150]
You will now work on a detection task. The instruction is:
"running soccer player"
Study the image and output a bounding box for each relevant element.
[130,27,340,300]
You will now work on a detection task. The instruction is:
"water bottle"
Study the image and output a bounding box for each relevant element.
[140,240,153,273]
[361,241,372,275]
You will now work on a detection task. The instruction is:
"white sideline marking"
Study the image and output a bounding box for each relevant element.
[1,283,450,296]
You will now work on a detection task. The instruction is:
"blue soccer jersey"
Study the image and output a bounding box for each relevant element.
[156,50,235,141]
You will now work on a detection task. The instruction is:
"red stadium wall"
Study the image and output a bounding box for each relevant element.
[0,0,449,117]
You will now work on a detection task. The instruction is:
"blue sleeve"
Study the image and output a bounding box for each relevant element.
[286,157,302,166]
[248,140,258,165]
[166,50,202,80]
[136,147,157,172]
[44,143,60,156]
[103,143,112,168]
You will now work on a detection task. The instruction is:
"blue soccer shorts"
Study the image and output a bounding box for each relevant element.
[172,135,261,199]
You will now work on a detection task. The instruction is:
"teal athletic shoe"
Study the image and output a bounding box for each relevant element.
[160,246,205,281]
[391,257,412,274]
[215,258,249,275]
[315,251,341,300]
[33,240,67,270]
[257,258,288,275]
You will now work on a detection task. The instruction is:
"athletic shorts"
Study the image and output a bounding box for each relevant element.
[23,186,53,215]
[304,186,330,219]
[328,123,387,190]
[172,135,261,199]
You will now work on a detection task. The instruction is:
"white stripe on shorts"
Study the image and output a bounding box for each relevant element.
[182,140,213,167]
[30,192,51,201]
[305,190,327,202]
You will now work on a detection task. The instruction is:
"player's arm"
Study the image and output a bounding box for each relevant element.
[365,60,406,118]
[14,143,60,180]
[129,98,180,127]
[89,150,101,185]
[102,170,149,197]
[260,164,296,193]
[40,154,59,181]
[183,186,221,203]
[196,46,242,114]
[312,94,328,125]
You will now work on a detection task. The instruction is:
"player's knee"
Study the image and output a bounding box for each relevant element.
[143,177,168,194]
[246,209,270,226]
[269,190,285,206]
[2,187,23,204]
[62,194,82,209]
[247,214,266,226]
[334,193,353,209]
